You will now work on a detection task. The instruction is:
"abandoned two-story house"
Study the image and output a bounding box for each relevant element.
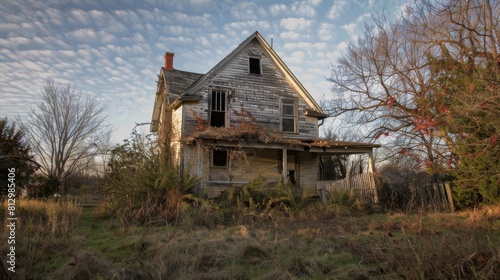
[151,31,380,200]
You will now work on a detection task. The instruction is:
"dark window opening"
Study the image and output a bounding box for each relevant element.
[249,57,261,74]
[212,150,228,167]
[210,112,225,127]
[210,90,226,127]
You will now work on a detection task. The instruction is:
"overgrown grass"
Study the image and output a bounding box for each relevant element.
[1,198,82,279]
[15,199,82,237]
[2,198,499,279]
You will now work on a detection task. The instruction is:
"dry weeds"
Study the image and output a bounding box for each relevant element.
[2,202,500,279]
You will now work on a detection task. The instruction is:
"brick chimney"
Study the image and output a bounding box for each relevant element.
[164,52,174,71]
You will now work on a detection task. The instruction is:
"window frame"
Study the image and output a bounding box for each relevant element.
[280,98,298,133]
[248,57,262,75]
[209,89,227,127]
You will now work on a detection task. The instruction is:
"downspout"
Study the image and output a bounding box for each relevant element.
[318,118,324,127]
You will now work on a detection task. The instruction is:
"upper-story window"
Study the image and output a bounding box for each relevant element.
[210,89,226,127]
[249,57,261,74]
[281,99,297,133]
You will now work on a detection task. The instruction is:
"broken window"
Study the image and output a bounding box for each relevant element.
[249,57,261,74]
[210,90,226,127]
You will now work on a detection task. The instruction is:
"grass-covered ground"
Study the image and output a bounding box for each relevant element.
[2,199,500,279]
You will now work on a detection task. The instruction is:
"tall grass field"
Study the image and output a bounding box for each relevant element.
[1,198,499,279]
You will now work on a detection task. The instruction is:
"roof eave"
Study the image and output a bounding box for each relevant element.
[305,110,329,120]
[254,32,325,114]
[150,69,165,132]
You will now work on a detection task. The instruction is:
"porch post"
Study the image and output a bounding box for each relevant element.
[282,148,288,185]
[368,150,379,203]
[197,141,203,195]
[368,150,376,173]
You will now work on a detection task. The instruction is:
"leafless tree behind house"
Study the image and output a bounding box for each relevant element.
[19,78,112,194]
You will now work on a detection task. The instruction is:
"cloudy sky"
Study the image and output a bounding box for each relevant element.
[1,0,407,143]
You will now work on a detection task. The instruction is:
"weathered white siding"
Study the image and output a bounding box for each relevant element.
[171,106,183,141]
[182,100,208,136]
[181,39,320,140]
[299,151,319,196]
[183,147,320,198]
[230,149,281,183]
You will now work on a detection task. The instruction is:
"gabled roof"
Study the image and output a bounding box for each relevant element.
[151,68,203,132]
[151,31,328,132]
[181,31,325,115]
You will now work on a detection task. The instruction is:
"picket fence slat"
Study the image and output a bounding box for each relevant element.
[319,173,376,205]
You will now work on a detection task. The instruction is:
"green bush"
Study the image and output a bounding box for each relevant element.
[221,175,292,211]
[28,175,60,197]
[101,131,199,225]
[327,189,362,211]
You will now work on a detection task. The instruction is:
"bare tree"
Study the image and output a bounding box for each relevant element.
[326,9,450,171]
[20,79,112,194]
[326,0,499,206]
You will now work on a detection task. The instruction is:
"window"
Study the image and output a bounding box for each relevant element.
[212,149,228,167]
[281,99,297,133]
[249,57,261,74]
[210,90,226,127]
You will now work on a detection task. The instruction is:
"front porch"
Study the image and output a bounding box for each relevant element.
[182,133,380,199]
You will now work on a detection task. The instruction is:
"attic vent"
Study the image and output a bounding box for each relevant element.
[249,57,261,74]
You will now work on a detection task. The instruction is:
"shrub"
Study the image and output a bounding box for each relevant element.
[102,130,199,225]
[327,189,363,211]
[221,175,292,210]
[28,175,60,197]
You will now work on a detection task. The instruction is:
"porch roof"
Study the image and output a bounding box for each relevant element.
[182,127,380,154]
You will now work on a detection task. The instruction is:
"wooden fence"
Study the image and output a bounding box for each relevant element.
[318,173,378,205]
[403,181,454,211]
[318,175,455,211]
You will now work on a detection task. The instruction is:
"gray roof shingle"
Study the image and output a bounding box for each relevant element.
[163,68,203,97]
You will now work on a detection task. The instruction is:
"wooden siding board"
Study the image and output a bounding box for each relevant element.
[171,106,182,141]
[230,149,281,183]
[299,151,319,195]
[201,149,282,197]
